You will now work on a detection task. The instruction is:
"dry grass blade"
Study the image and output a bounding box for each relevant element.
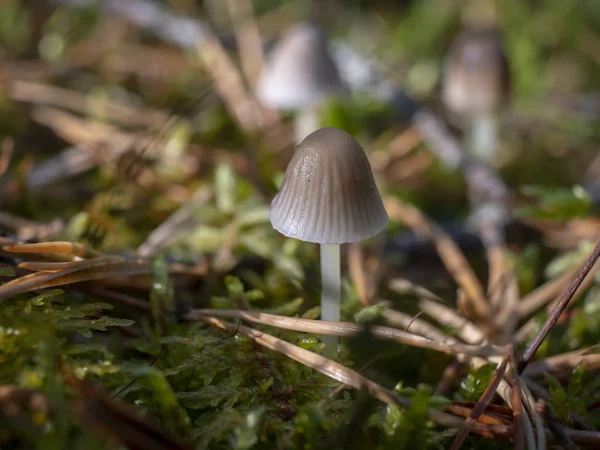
[0,211,64,241]
[137,186,212,258]
[416,297,484,344]
[348,243,369,306]
[516,262,598,343]
[388,277,444,302]
[522,347,600,377]
[0,258,153,301]
[185,309,501,357]
[449,352,509,450]
[518,239,600,373]
[224,0,264,87]
[0,138,14,178]
[61,366,192,450]
[8,80,168,128]
[518,263,580,318]
[194,30,269,133]
[378,304,452,342]
[384,197,489,322]
[479,224,519,343]
[3,241,104,258]
[196,314,513,437]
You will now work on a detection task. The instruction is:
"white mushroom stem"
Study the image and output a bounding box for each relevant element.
[294,106,320,145]
[468,114,498,164]
[320,243,341,355]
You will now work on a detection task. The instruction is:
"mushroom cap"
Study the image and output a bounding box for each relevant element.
[269,127,389,244]
[256,23,346,110]
[442,28,511,117]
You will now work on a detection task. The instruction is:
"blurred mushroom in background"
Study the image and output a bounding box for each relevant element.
[256,23,347,145]
[442,27,511,166]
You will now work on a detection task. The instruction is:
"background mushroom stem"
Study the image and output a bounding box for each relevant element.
[468,114,497,164]
[320,243,341,354]
[294,107,320,145]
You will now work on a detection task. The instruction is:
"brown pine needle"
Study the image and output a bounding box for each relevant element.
[348,243,369,306]
[479,225,519,343]
[3,241,104,259]
[518,263,580,318]
[416,297,484,344]
[185,309,501,357]
[0,259,152,301]
[384,197,489,322]
[8,80,168,128]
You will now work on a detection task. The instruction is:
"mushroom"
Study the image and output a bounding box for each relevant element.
[441,27,511,164]
[269,127,389,354]
[256,23,346,145]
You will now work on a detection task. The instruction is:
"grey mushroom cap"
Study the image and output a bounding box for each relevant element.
[442,28,511,117]
[256,23,346,110]
[269,127,389,244]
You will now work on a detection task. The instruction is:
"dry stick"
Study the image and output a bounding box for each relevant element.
[195,315,512,437]
[518,239,600,373]
[185,309,501,358]
[384,197,489,321]
[449,352,510,450]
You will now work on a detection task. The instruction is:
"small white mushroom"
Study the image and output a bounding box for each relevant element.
[442,28,511,165]
[269,127,388,355]
[256,23,346,145]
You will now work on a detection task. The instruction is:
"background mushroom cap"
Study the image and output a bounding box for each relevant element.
[256,23,346,110]
[442,28,511,117]
[269,127,389,244]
